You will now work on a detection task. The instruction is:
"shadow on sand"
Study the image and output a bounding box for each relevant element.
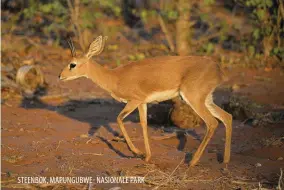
[20,96,201,160]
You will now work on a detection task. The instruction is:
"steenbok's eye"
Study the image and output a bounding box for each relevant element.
[69,63,76,70]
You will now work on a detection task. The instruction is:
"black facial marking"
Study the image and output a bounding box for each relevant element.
[69,63,76,70]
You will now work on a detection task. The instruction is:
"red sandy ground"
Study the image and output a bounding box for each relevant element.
[2,60,284,189]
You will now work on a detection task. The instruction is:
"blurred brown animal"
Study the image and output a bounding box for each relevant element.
[59,36,232,166]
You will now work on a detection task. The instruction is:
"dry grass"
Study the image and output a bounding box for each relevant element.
[277,168,283,190]
[225,95,284,126]
[125,161,228,189]
[125,162,284,190]
[261,136,284,147]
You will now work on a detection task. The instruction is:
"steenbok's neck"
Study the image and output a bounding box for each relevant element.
[86,62,117,92]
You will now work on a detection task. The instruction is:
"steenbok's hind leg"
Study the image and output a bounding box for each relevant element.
[117,101,143,156]
[205,94,232,164]
[180,89,218,166]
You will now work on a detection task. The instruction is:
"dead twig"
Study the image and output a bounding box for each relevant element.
[158,14,175,52]
[236,118,250,127]
[192,29,224,47]
[68,165,75,175]
[150,134,176,140]
[55,140,62,150]
[24,37,43,49]
[1,179,17,184]
[184,176,225,183]
[67,0,85,51]
[83,153,103,156]
[86,139,92,144]
[277,168,283,190]
[231,179,272,185]
[144,179,161,186]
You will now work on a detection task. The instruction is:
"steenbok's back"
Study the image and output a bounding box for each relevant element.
[111,56,226,103]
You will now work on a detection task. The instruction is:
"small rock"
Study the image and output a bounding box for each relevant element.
[220,167,230,175]
[80,134,89,138]
[277,157,283,161]
[40,167,49,175]
[232,84,240,91]
[119,170,127,176]
[255,163,262,167]
[19,128,24,132]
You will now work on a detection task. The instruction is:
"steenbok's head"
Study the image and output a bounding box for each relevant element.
[59,36,107,81]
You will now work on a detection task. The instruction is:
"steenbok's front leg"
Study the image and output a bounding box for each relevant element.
[138,104,151,162]
[117,101,143,156]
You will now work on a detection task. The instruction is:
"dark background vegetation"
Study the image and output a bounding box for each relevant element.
[2,0,283,63]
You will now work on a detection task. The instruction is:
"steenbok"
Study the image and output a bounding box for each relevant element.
[59,36,232,166]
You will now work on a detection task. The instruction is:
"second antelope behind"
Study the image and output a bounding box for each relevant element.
[59,36,232,167]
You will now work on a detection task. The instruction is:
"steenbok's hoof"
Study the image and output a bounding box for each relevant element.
[145,156,151,162]
[189,161,197,167]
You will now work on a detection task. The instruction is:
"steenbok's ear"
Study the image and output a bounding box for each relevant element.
[85,36,108,59]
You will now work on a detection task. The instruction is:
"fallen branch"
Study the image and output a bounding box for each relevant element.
[231,179,272,186]
[1,179,16,184]
[192,30,224,47]
[184,176,225,183]
[158,14,175,52]
[277,168,283,190]
[151,134,176,140]
[83,153,103,156]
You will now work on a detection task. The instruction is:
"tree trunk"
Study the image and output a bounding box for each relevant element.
[176,0,191,55]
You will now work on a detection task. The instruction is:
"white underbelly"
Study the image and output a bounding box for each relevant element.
[145,89,179,103]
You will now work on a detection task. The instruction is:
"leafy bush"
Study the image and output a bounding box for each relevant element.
[236,0,284,60]
[6,0,123,46]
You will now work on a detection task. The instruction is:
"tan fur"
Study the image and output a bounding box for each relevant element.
[59,36,232,166]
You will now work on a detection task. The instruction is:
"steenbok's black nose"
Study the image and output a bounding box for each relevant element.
[58,75,61,79]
